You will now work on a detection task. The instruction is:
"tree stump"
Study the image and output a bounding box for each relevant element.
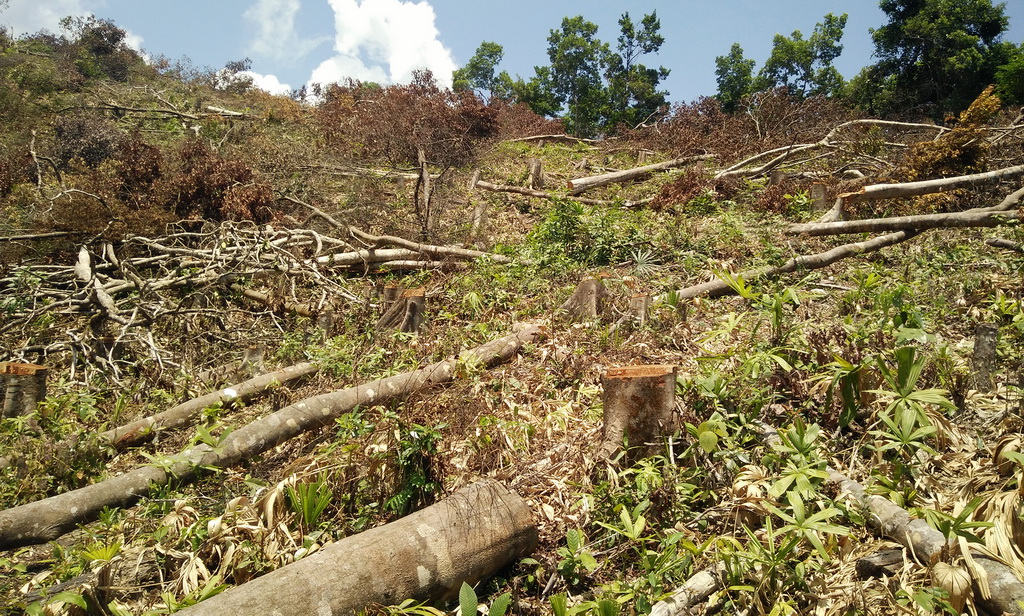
[173,480,538,616]
[558,277,607,322]
[598,365,677,461]
[527,158,544,189]
[377,288,426,333]
[628,295,651,327]
[973,323,999,392]
[1,362,47,418]
[810,183,828,213]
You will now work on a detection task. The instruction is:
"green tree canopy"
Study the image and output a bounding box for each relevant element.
[452,41,504,102]
[715,43,756,112]
[850,0,1016,117]
[545,16,611,137]
[603,11,670,130]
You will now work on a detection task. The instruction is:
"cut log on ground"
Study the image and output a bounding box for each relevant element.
[473,179,650,208]
[788,209,1021,237]
[173,479,537,616]
[829,470,1024,616]
[558,278,608,322]
[0,324,545,549]
[0,362,47,418]
[987,237,1024,253]
[567,155,714,195]
[649,230,921,307]
[819,164,1024,222]
[231,284,316,318]
[598,365,677,461]
[97,362,319,450]
[348,226,518,265]
[648,564,726,616]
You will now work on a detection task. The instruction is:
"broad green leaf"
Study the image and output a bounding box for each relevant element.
[459,582,478,616]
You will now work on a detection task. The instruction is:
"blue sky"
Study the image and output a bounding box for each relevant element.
[3,1,1023,103]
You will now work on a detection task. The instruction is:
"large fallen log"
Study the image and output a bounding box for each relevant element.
[0,324,545,549]
[174,479,537,616]
[567,155,714,195]
[473,179,650,208]
[829,470,1024,616]
[97,362,319,449]
[820,164,1024,221]
[787,209,1021,237]
[348,226,520,265]
[649,230,921,306]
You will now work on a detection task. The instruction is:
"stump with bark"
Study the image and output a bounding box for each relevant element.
[377,288,426,333]
[973,323,999,393]
[598,365,677,461]
[173,480,538,616]
[558,278,608,322]
[0,362,47,418]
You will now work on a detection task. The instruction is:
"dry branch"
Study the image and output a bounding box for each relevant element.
[567,155,714,195]
[98,362,319,449]
[173,479,537,616]
[474,179,650,208]
[649,564,727,616]
[0,324,545,549]
[349,226,519,264]
[829,470,1024,615]
[787,210,1021,237]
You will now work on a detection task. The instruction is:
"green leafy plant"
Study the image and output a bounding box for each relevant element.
[286,473,333,532]
[557,529,599,586]
[459,581,511,616]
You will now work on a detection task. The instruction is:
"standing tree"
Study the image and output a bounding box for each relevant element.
[753,13,847,98]
[603,11,670,130]
[715,43,756,113]
[849,0,1016,117]
[452,42,504,102]
[545,16,611,137]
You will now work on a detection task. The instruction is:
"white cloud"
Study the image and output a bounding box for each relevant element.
[244,0,325,63]
[310,0,456,88]
[1,0,86,36]
[242,70,292,95]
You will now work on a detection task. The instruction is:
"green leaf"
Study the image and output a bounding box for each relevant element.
[698,429,718,453]
[459,582,478,616]
[488,593,512,616]
[578,551,598,572]
[49,591,88,609]
[549,593,568,616]
[566,528,581,553]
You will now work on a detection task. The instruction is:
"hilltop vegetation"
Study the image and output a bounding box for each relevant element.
[1,9,1024,616]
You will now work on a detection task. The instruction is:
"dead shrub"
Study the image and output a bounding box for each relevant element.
[53,111,124,168]
[168,139,273,223]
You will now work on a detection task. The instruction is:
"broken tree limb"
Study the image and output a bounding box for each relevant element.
[598,365,677,461]
[650,230,922,307]
[231,284,316,318]
[567,155,715,195]
[97,362,320,450]
[649,564,727,616]
[0,324,545,549]
[828,470,1024,615]
[474,179,650,208]
[987,238,1024,253]
[173,479,537,616]
[348,226,520,265]
[787,209,1021,237]
[819,164,1024,221]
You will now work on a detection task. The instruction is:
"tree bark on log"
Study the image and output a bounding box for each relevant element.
[97,362,319,450]
[987,237,1024,253]
[232,284,316,318]
[597,365,677,461]
[173,479,537,616]
[972,323,999,393]
[649,230,921,307]
[348,226,517,264]
[788,209,1021,237]
[0,362,47,418]
[473,179,649,208]
[528,158,544,189]
[828,470,1024,615]
[649,564,726,616]
[0,324,545,549]
[567,155,714,195]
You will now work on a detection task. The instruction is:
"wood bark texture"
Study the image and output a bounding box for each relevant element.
[173,479,538,616]
[972,323,999,393]
[788,210,1021,237]
[829,470,1024,615]
[567,155,714,195]
[558,278,608,322]
[598,365,677,461]
[648,564,726,616]
[97,362,319,449]
[0,362,47,418]
[377,288,426,333]
[0,324,545,549]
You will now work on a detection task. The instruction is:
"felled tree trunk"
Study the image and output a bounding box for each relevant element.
[558,278,607,322]
[787,209,1022,237]
[598,365,677,461]
[173,480,537,616]
[649,564,726,616]
[1,362,47,418]
[97,362,319,450]
[0,324,545,549]
[567,155,714,195]
[377,288,426,333]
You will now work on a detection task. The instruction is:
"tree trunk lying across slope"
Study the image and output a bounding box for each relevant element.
[649,230,921,306]
[829,471,1024,616]
[473,178,651,208]
[567,155,714,195]
[788,209,1022,237]
[174,479,538,616]
[0,324,545,549]
[97,362,320,450]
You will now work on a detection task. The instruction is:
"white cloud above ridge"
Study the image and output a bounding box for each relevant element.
[242,70,292,95]
[1,0,145,53]
[310,0,456,89]
[244,0,326,63]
